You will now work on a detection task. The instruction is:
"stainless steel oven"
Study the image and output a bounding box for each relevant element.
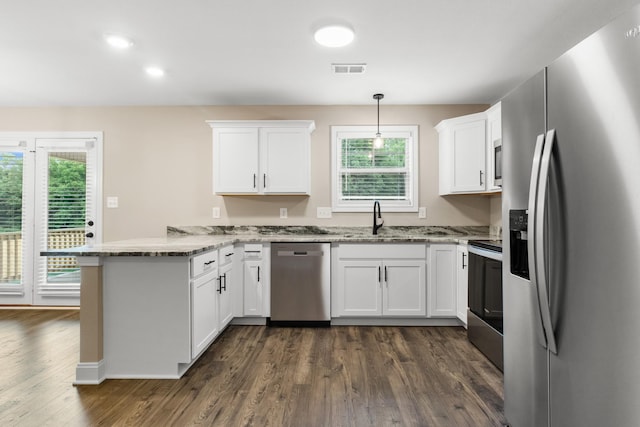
[467,240,503,371]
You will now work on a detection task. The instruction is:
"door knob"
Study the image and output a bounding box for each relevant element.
[85,232,94,238]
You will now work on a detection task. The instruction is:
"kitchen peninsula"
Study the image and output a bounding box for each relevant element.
[45,225,495,385]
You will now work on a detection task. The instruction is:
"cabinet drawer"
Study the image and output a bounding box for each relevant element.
[338,243,426,259]
[243,244,263,259]
[191,250,218,278]
[219,245,234,267]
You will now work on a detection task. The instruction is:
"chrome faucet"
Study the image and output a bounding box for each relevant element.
[373,201,384,235]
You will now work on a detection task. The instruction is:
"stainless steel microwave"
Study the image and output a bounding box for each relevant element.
[493,138,502,186]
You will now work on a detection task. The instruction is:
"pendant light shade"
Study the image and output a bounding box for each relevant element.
[373,93,384,149]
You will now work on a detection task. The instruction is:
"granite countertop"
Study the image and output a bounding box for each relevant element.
[42,225,499,257]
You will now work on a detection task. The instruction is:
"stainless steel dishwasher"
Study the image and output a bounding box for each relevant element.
[270,242,330,326]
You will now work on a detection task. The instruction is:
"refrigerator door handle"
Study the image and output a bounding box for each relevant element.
[534,129,559,354]
[527,133,552,351]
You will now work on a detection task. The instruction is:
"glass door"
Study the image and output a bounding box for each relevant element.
[0,139,33,304]
[34,139,99,306]
[0,133,101,306]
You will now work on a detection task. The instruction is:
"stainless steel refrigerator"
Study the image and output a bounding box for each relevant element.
[502,4,640,426]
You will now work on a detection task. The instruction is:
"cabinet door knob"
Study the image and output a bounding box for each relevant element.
[85,232,94,238]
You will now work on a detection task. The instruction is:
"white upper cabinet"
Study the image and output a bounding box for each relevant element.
[212,127,259,194]
[485,102,502,192]
[208,120,315,195]
[260,127,311,194]
[437,112,487,195]
[437,105,502,196]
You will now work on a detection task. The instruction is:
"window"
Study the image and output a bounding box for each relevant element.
[331,125,419,212]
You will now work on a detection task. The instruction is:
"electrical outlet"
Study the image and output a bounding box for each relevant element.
[418,207,427,219]
[212,207,220,218]
[317,207,332,218]
[107,196,119,208]
[280,208,288,219]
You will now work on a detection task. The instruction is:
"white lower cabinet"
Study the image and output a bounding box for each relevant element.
[243,260,263,316]
[217,245,234,330]
[190,250,219,358]
[456,245,469,326]
[383,260,427,316]
[338,260,383,316]
[191,269,219,357]
[427,244,458,317]
[97,239,471,381]
[242,244,269,317]
[334,244,426,317]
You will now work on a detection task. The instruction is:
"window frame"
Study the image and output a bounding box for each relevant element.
[331,125,419,212]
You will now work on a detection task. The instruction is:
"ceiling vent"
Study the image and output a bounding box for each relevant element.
[332,63,367,74]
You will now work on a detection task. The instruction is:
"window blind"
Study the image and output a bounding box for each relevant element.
[0,150,25,286]
[0,152,23,232]
[339,137,410,200]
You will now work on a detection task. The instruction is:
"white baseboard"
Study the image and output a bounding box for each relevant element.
[74,360,106,385]
[231,317,267,325]
[330,317,463,326]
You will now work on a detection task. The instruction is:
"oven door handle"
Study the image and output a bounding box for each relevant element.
[468,245,502,262]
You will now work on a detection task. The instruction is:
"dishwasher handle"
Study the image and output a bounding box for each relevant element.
[276,250,323,257]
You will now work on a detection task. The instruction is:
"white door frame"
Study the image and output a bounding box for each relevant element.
[0,132,103,306]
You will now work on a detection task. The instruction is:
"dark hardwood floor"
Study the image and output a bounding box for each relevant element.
[0,309,507,426]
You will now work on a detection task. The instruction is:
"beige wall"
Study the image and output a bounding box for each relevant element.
[489,194,503,237]
[0,104,490,241]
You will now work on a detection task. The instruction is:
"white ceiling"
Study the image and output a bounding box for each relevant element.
[1,0,638,106]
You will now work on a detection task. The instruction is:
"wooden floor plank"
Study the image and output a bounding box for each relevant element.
[0,309,507,426]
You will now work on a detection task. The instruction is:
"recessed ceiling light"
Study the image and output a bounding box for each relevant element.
[314,25,354,48]
[104,34,133,49]
[145,66,165,78]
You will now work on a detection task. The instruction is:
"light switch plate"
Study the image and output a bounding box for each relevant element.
[418,207,427,218]
[317,207,332,219]
[212,207,220,218]
[107,196,119,208]
[280,208,288,219]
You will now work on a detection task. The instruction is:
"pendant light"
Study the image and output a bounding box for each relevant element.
[373,93,384,149]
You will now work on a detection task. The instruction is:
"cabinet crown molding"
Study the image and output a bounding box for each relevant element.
[435,111,486,132]
[206,120,315,133]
